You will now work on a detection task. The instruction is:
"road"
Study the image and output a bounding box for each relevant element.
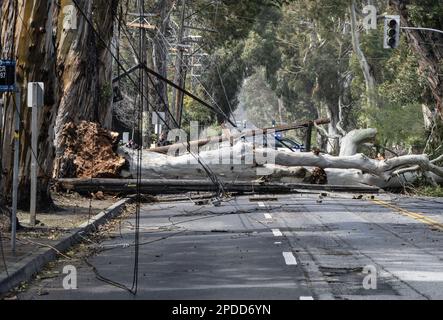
[17,192,443,300]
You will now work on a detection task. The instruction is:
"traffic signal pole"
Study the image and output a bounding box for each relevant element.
[400,27,443,35]
[383,15,443,50]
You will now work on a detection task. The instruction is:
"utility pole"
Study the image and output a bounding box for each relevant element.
[304,123,313,153]
[172,0,187,128]
[137,0,151,148]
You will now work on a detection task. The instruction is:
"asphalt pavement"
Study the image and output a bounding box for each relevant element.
[17,192,443,300]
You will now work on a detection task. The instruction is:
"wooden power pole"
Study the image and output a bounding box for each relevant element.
[171,0,188,128]
[137,0,151,148]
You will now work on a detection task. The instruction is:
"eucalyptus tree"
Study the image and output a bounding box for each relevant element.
[0,0,118,210]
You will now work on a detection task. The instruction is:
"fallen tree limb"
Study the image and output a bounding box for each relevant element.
[121,142,443,188]
[339,128,378,157]
[273,149,438,180]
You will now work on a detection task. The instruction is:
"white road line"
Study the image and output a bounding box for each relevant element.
[299,296,314,300]
[264,213,272,219]
[274,241,282,245]
[282,252,298,265]
[258,202,265,207]
[272,229,283,237]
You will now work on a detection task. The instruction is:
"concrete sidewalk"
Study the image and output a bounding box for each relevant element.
[0,197,133,296]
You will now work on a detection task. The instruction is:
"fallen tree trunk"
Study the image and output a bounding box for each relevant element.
[120,142,443,189]
[57,178,380,195]
[54,122,442,190]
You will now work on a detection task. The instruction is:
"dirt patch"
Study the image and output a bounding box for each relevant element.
[56,121,126,179]
[17,192,120,229]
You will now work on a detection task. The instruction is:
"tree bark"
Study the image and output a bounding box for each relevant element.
[339,128,377,157]
[325,102,340,155]
[0,0,118,209]
[350,0,377,109]
[422,104,433,131]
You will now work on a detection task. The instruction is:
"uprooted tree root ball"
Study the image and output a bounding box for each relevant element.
[56,121,127,179]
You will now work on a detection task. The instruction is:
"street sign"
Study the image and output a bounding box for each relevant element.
[123,132,130,144]
[0,60,16,92]
[152,112,165,135]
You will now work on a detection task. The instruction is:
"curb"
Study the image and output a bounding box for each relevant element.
[0,196,133,296]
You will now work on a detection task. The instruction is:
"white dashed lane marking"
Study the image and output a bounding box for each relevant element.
[299,296,314,300]
[258,202,266,207]
[282,252,298,265]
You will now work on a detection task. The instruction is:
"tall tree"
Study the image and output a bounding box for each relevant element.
[0,0,118,209]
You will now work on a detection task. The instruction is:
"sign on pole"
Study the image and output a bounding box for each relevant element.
[27,82,44,226]
[123,132,130,144]
[0,60,16,92]
[27,82,44,107]
[152,112,166,135]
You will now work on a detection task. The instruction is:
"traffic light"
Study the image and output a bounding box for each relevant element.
[384,15,401,49]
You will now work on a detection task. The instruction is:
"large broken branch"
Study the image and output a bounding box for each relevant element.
[122,142,443,185]
[339,128,378,157]
[392,156,443,177]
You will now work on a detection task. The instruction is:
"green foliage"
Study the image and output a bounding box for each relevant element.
[407,0,443,29]
[414,185,443,198]
[100,84,113,102]
[177,0,441,154]
[238,68,280,127]
[201,42,248,123]
[368,102,425,148]
[182,95,214,129]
